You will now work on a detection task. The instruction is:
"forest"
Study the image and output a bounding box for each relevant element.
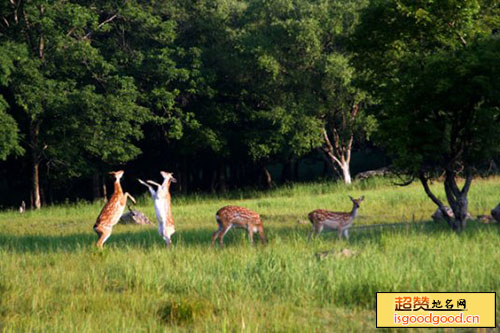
[0,0,499,214]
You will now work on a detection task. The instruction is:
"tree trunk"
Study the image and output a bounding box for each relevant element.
[101,174,108,200]
[210,168,217,194]
[262,166,273,189]
[340,159,352,185]
[320,127,353,185]
[32,160,41,209]
[92,173,101,201]
[419,171,472,231]
[419,172,455,229]
[444,170,472,231]
[293,159,299,181]
[30,121,41,209]
[281,160,292,183]
[219,163,227,193]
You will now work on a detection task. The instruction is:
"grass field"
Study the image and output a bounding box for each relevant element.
[0,177,499,331]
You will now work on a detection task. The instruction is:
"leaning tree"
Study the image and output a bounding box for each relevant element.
[353,0,500,230]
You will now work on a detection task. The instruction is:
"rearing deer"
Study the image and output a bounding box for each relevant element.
[93,170,136,248]
[308,195,364,240]
[212,206,267,247]
[138,171,176,247]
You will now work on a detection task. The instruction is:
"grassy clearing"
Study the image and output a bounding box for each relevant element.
[0,177,499,331]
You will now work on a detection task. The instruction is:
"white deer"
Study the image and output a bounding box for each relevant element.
[138,171,176,247]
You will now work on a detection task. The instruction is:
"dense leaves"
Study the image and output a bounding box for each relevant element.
[353,0,500,229]
[0,0,498,214]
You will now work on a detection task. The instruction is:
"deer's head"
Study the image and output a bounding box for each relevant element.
[160,171,177,184]
[348,195,364,208]
[109,170,124,181]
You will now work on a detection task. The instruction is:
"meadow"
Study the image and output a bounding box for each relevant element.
[0,177,499,331]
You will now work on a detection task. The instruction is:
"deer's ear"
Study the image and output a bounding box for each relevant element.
[348,195,354,201]
[359,195,365,201]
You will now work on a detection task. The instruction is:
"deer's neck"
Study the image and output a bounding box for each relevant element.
[350,205,359,219]
[113,180,123,196]
[160,181,172,203]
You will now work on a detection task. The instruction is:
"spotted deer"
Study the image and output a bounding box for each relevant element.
[308,195,364,240]
[212,206,267,247]
[138,171,176,247]
[93,170,136,248]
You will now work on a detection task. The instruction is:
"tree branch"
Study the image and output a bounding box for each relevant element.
[419,172,455,229]
[419,173,445,207]
[350,103,359,121]
[346,132,354,164]
[38,5,44,59]
[321,128,343,167]
[1,16,10,28]
[445,169,460,199]
[393,175,415,187]
[461,172,473,195]
[84,13,118,40]
[317,148,342,178]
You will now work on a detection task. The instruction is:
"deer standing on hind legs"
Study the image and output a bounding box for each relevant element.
[93,171,136,248]
[308,195,364,241]
[212,206,267,247]
[138,171,176,247]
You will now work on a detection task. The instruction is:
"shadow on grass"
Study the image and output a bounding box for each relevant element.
[0,218,496,253]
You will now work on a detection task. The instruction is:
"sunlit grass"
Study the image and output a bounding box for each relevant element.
[0,176,499,331]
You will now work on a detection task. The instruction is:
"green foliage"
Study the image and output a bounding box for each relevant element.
[0,102,23,160]
[0,43,24,160]
[354,0,500,174]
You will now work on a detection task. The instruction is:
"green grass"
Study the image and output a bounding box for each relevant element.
[0,177,499,331]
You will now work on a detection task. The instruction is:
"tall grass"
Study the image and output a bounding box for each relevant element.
[0,177,499,331]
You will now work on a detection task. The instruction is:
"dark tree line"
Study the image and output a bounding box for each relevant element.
[0,0,499,232]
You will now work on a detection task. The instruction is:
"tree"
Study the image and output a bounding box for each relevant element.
[1,1,152,208]
[237,0,373,184]
[354,0,500,230]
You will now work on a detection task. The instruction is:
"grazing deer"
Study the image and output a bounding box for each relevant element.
[93,170,136,248]
[138,171,176,247]
[308,195,364,240]
[212,206,266,247]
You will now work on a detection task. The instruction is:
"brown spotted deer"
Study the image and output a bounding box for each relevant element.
[93,170,136,248]
[308,195,364,240]
[138,171,176,247]
[212,206,266,247]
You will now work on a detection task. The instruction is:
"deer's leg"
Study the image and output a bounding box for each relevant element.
[164,226,175,248]
[248,227,254,245]
[211,226,222,247]
[219,225,232,247]
[96,229,112,249]
[337,227,343,239]
[308,225,318,241]
[138,179,156,197]
[258,226,267,244]
[125,192,136,204]
[146,180,162,191]
[343,228,349,240]
[308,227,314,241]
[315,224,324,237]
